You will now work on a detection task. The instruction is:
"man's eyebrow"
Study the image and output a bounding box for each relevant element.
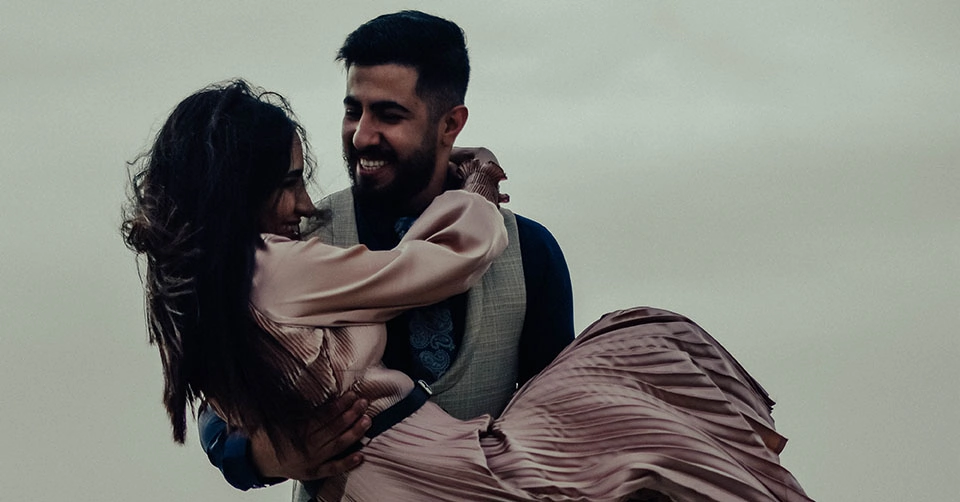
[342,96,411,114]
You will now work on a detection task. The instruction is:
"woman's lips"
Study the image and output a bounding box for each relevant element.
[282,223,301,239]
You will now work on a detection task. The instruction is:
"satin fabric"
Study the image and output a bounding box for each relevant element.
[315,308,810,502]
[251,191,810,501]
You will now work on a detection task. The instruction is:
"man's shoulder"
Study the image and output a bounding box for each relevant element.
[317,187,353,208]
[309,188,358,245]
[512,213,562,251]
[510,212,568,277]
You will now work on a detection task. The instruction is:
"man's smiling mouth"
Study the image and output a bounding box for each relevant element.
[359,158,387,171]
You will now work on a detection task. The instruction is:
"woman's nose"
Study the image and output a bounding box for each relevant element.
[295,186,315,217]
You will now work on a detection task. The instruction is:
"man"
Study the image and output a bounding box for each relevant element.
[199,10,574,499]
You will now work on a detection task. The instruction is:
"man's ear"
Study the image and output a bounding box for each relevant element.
[438,105,468,147]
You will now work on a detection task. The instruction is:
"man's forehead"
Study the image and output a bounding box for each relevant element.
[345,64,421,99]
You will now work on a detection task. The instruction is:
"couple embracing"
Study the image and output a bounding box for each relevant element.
[124,10,810,502]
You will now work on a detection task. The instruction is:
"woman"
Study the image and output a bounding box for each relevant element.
[124,80,810,501]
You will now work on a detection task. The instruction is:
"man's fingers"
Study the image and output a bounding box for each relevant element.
[302,396,369,457]
[310,452,365,480]
[325,413,370,457]
[313,391,358,423]
[301,414,371,480]
[248,394,371,482]
[307,395,369,440]
[310,392,363,429]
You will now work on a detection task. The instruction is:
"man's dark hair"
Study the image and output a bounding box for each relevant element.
[337,10,470,118]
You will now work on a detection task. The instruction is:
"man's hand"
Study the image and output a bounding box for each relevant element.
[249,391,371,481]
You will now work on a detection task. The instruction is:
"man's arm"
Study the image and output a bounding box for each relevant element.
[515,215,575,384]
[198,403,280,490]
[197,393,371,490]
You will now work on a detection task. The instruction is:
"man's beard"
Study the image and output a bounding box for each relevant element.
[344,136,438,214]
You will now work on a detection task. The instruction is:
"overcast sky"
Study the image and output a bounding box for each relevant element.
[1,1,957,501]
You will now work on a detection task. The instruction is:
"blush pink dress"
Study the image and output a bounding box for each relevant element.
[251,191,811,502]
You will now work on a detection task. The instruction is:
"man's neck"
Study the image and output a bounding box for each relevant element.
[404,170,464,216]
[352,189,433,224]
[356,175,455,220]
[402,189,439,216]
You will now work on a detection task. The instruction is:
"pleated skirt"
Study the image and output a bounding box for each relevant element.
[316,307,811,501]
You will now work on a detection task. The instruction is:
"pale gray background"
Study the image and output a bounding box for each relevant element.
[1,1,957,501]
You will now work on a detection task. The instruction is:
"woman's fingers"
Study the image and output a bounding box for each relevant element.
[451,146,500,168]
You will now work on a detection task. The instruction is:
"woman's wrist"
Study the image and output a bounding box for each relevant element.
[458,159,506,205]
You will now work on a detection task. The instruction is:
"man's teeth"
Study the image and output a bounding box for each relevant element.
[359,159,386,171]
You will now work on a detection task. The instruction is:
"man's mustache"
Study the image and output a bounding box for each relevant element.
[346,145,398,162]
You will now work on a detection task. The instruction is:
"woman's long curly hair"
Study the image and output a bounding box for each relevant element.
[122,80,322,452]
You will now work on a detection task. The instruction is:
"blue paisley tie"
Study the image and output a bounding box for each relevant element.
[394,217,455,382]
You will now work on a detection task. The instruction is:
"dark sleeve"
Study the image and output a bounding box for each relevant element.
[197,403,283,490]
[514,214,575,385]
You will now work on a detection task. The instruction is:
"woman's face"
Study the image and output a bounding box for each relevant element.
[259,136,315,239]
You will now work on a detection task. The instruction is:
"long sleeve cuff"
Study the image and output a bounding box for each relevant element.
[198,404,281,490]
[222,433,273,490]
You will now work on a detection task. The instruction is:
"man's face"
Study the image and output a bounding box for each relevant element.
[342,64,444,210]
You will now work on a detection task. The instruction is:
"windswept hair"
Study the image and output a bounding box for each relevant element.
[337,10,470,118]
[122,80,323,452]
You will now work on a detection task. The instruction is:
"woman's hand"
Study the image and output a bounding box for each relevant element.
[449,147,510,206]
[450,146,500,169]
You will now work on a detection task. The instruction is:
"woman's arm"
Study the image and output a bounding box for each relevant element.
[252,190,507,326]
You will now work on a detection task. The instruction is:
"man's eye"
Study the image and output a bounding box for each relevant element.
[381,113,403,123]
[344,107,360,119]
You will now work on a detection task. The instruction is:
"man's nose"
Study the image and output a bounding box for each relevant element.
[352,114,380,150]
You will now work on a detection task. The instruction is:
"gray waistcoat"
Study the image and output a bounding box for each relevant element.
[293,189,526,501]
